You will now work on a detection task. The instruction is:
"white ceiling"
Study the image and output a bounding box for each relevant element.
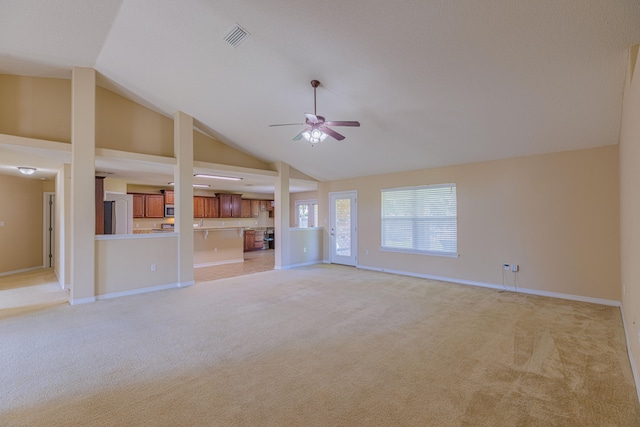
[1,0,639,186]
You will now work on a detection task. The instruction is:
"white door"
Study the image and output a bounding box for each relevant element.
[330,191,357,266]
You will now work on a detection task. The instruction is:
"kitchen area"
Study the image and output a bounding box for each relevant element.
[96,178,276,273]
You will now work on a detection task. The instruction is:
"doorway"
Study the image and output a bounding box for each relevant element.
[329,191,357,266]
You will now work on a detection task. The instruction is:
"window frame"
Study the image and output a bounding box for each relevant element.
[380,183,458,258]
[294,199,319,228]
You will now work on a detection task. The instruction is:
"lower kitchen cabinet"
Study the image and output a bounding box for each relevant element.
[243,230,255,252]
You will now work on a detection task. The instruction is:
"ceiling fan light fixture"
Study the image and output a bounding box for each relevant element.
[302,129,328,144]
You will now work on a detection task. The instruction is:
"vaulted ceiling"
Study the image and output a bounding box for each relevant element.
[1,0,640,183]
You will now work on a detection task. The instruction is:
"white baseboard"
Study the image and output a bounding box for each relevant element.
[277,260,321,270]
[96,282,181,301]
[179,280,195,288]
[194,258,244,268]
[620,305,640,404]
[356,265,621,307]
[69,296,97,305]
[0,265,44,277]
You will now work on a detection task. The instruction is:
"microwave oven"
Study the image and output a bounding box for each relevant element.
[164,204,174,217]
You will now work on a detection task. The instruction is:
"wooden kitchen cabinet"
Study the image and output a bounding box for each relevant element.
[132,194,145,218]
[95,177,105,234]
[250,199,261,217]
[193,196,205,218]
[218,193,242,218]
[204,197,218,218]
[145,194,165,218]
[241,199,251,218]
[163,190,174,205]
[243,229,255,251]
[132,193,164,218]
[254,230,265,250]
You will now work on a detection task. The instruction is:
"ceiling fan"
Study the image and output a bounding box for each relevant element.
[269,80,360,143]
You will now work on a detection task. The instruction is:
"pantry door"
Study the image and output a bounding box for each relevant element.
[329,191,357,266]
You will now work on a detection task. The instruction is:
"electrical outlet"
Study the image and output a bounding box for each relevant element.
[214,248,217,252]
[303,247,306,253]
[366,249,369,255]
[511,264,519,272]
[503,263,510,270]
[0,221,4,227]
[151,264,157,272]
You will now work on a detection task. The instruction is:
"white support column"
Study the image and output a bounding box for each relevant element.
[275,161,291,269]
[174,111,194,286]
[70,67,96,304]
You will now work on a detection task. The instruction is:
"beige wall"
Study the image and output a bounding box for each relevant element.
[95,235,179,296]
[193,130,271,170]
[319,145,620,301]
[289,228,323,266]
[0,74,71,142]
[194,228,244,266]
[96,86,174,157]
[0,174,44,273]
[620,45,640,395]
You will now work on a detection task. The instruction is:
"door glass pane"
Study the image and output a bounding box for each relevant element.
[335,198,351,257]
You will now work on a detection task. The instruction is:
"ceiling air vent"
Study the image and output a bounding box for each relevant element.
[223,24,249,47]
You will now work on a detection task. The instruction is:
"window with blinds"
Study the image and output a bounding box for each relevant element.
[381,183,457,256]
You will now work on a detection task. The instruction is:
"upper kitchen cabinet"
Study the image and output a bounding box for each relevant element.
[241,199,251,218]
[132,194,145,218]
[195,196,220,218]
[194,196,205,218]
[204,197,219,218]
[131,193,164,218]
[218,193,242,218]
[145,195,165,218]
[163,190,174,205]
[250,200,261,218]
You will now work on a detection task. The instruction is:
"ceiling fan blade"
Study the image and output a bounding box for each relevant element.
[324,120,360,127]
[268,123,304,127]
[292,131,305,141]
[305,113,321,124]
[320,126,346,141]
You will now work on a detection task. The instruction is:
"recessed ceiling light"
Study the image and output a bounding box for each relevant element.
[18,167,36,175]
[194,174,242,181]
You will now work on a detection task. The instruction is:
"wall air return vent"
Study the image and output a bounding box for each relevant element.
[223,24,249,47]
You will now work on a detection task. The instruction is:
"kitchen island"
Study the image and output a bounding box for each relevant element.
[194,227,245,267]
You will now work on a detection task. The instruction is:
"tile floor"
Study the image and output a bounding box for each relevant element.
[193,249,275,282]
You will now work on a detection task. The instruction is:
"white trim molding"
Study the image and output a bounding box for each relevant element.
[620,305,640,404]
[96,282,181,301]
[356,265,621,307]
[0,266,44,277]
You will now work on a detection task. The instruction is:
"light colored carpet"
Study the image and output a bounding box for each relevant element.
[1,264,638,426]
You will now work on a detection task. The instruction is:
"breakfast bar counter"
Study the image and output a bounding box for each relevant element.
[193,227,245,267]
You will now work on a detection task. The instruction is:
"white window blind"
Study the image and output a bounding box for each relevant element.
[381,183,457,256]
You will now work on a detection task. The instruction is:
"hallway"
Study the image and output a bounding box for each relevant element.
[0,269,68,319]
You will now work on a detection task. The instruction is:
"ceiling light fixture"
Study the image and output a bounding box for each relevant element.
[168,182,211,188]
[194,174,242,181]
[18,167,37,175]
